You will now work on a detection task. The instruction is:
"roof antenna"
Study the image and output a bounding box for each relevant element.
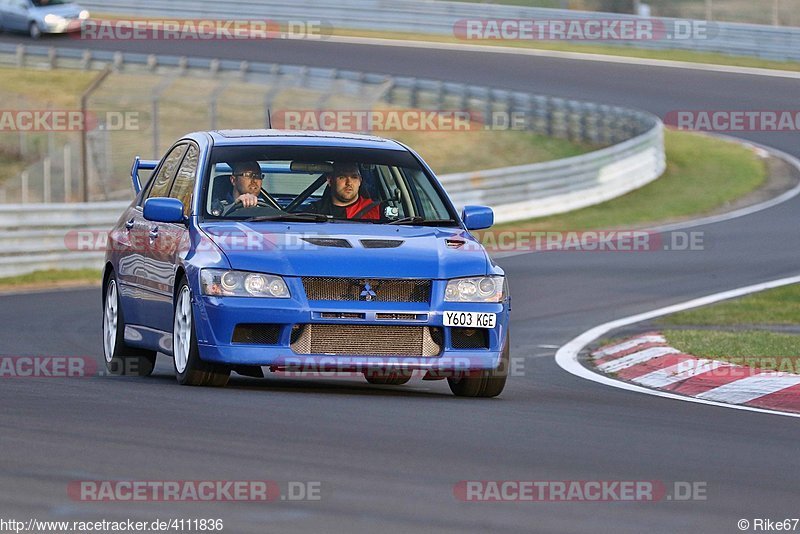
[267,108,272,129]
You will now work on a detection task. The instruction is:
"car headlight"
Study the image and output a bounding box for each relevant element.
[444,276,504,303]
[200,269,290,298]
[79,10,90,20]
[44,14,65,25]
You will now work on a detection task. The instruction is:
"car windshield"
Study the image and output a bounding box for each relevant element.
[31,0,70,6]
[202,145,458,225]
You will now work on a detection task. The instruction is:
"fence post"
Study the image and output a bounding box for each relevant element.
[80,67,112,202]
[43,156,51,203]
[150,75,177,158]
[64,144,72,202]
[21,171,29,204]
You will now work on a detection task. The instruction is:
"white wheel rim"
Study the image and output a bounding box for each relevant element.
[103,280,118,363]
[173,286,192,374]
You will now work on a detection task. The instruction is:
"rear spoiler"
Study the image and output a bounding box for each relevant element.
[130,156,159,194]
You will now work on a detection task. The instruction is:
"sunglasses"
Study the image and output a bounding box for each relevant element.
[234,171,263,180]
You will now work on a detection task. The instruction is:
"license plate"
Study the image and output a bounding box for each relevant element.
[443,311,496,329]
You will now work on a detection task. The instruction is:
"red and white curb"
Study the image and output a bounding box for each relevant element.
[592,332,800,414]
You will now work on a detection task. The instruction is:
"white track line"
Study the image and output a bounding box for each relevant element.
[554,274,800,419]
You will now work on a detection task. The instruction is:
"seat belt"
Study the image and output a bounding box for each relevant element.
[351,200,381,219]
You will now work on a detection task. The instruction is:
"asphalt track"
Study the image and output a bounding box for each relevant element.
[1,34,799,533]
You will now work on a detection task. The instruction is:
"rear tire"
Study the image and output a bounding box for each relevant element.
[364,370,412,386]
[447,338,509,398]
[173,277,230,387]
[103,275,156,377]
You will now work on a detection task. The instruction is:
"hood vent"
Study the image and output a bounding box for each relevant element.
[445,239,466,249]
[360,239,404,249]
[301,237,352,248]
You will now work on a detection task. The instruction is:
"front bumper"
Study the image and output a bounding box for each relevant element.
[42,19,82,34]
[193,284,509,372]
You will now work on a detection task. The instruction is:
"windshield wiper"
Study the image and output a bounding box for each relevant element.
[387,217,457,226]
[244,212,331,223]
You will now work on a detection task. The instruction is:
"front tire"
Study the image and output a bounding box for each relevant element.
[447,338,509,398]
[103,275,156,377]
[29,22,41,39]
[173,277,230,387]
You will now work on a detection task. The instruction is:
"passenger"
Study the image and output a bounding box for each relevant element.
[307,162,380,220]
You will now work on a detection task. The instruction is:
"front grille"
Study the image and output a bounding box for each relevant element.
[291,324,442,356]
[375,313,423,321]
[302,277,431,302]
[320,312,365,319]
[451,328,490,349]
[232,324,281,344]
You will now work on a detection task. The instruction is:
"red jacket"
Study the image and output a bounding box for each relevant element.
[344,196,381,220]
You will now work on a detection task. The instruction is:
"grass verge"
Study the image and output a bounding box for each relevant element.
[487,128,767,233]
[658,284,800,373]
[661,284,800,326]
[662,329,800,374]
[0,269,100,289]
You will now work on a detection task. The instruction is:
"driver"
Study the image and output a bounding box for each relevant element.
[211,161,263,215]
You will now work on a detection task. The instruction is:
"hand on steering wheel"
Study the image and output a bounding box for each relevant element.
[221,196,272,216]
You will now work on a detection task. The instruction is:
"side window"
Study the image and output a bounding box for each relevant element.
[169,144,199,217]
[146,144,188,200]
[408,168,450,219]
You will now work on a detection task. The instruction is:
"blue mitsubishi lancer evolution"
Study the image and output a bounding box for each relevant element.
[102,130,510,397]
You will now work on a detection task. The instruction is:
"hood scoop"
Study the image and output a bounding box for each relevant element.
[301,237,352,248]
[360,239,404,249]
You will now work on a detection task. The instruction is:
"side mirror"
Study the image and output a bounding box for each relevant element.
[143,197,186,223]
[462,205,494,231]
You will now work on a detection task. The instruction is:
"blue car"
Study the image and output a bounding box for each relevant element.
[102,130,510,397]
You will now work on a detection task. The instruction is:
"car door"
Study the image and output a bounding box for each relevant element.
[1,0,29,31]
[145,143,199,333]
[126,143,188,332]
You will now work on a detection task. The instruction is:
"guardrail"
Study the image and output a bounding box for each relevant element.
[0,43,664,276]
[78,0,800,62]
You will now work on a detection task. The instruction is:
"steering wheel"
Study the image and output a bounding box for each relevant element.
[221,198,273,217]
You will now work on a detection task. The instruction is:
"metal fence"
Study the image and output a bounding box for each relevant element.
[0,43,664,276]
[0,44,392,203]
[78,0,800,61]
